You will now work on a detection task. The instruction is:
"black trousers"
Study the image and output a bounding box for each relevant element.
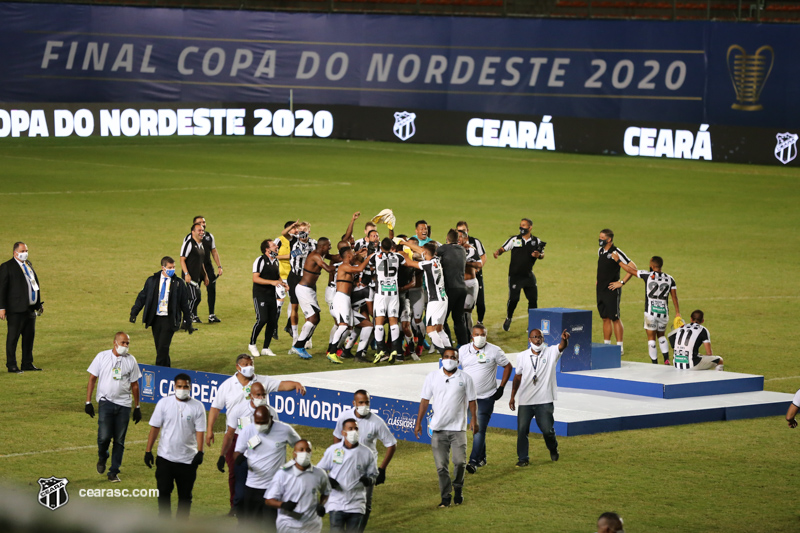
[476,270,486,323]
[6,309,35,369]
[205,268,217,315]
[250,293,278,349]
[187,282,201,319]
[155,456,197,518]
[445,286,469,346]
[151,316,175,367]
[241,486,277,532]
[507,274,538,320]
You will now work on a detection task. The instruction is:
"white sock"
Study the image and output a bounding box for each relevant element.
[390,324,401,343]
[332,325,349,346]
[658,337,669,358]
[617,341,624,354]
[329,325,338,344]
[276,301,283,316]
[648,340,658,362]
[604,340,611,345]
[375,325,385,349]
[430,330,446,351]
[405,334,414,345]
[292,325,298,342]
[344,329,359,350]
[357,327,373,353]
[297,322,315,344]
[716,364,724,371]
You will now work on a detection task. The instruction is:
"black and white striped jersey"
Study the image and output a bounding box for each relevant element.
[597,245,630,288]
[369,251,406,296]
[468,236,485,257]
[252,254,279,296]
[668,323,710,369]
[636,270,677,316]
[420,257,447,302]
[288,236,317,276]
[180,238,206,280]
[353,237,368,252]
[466,245,481,264]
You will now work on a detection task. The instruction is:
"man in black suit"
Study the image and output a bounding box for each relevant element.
[0,242,43,373]
[130,256,194,367]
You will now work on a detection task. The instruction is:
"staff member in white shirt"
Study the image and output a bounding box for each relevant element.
[319,419,379,532]
[207,354,306,515]
[265,440,331,533]
[85,332,142,483]
[218,382,279,472]
[509,328,570,467]
[234,405,301,527]
[144,373,206,518]
[332,389,397,532]
[459,324,512,473]
[414,348,478,508]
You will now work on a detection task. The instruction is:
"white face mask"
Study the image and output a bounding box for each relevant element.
[530,342,545,353]
[175,388,190,400]
[355,405,371,418]
[345,430,360,445]
[115,345,129,356]
[16,252,28,262]
[295,451,312,467]
[473,336,487,349]
[256,422,273,434]
[239,365,255,378]
[252,397,267,407]
[442,358,458,372]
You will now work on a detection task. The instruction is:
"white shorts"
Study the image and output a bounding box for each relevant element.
[407,289,425,321]
[400,296,412,323]
[325,285,336,318]
[295,284,321,319]
[692,355,721,370]
[374,293,400,318]
[425,300,448,327]
[464,278,479,310]
[366,286,375,303]
[332,292,353,325]
[643,313,668,332]
[276,279,287,300]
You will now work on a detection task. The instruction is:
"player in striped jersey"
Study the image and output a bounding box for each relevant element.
[369,238,408,365]
[327,247,373,363]
[399,239,451,354]
[281,221,317,351]
[668,310,723,370]
[291,238,335,360]
[616,254,681,365]
[461,232,483,333]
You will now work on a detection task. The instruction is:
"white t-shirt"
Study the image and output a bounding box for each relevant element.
[235,421,301,490]
[459,342,510,399]
[226,401,280,435]
[514,344,564,406]
[87,350,142,408]
[149,395,207,464]
[317,442,378,514]
[265,463,331,532]
[792,389,800,408]
[332,408,397,464]
[420,368,477,432]
[211,373,281,413]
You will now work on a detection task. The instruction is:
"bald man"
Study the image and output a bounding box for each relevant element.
[85,332,142,483]
[597,512,624,533]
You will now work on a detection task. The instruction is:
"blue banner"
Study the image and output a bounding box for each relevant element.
[138,364,435,444]
[0,3,797,128]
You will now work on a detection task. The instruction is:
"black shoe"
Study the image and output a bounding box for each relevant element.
[21,365,41,371]
[454,490,463,505]
[550,450,559,462]
[354,351,368,363]
[192,316,202,324]
[284,324,292,335]
[7,367,23,374]
[437,497,451,508]
[515,460,529,468]
[502,318,512,332]
[272,329,279,341]
[208,314,221,323]
[226,507,237,518]
[341,348,354,359]
[97,461,106,474]
[466,463,477,474]
[477,459,487,467]
[107,473,120,483]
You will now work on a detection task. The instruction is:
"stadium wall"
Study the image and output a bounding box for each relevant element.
[1,3,797,166]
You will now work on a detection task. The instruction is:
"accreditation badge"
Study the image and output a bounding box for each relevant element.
[477,352,487,363]
[112,366,122,381]
[333,448,344,465]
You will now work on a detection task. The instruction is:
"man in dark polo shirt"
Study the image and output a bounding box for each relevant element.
[436,229,469,346]
[596,228,635,355]
[184,216,224,324]
[180,223,209,324]
[493,218,545,332]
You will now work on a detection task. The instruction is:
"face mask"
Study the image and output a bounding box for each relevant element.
[519,227,528,235]
[269,251,278,260]
[175,388,190,400]
[256,422,273,434]
[345,430,360,445]
[17,252,28,262]
[442,358,458,372]
[355,405,371,418]
[295,451,311,467]
[165,268,175,277]
[297,231,309,240]
[253,397,267,407]
[473,336,487,349]
[530,342,545,353]
[115,345,129,356]
[239,365,255,379]
[599,239,607,247]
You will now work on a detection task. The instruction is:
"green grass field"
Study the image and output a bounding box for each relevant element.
[1,136,799,532]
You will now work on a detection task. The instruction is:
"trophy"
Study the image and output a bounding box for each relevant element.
[726,44,774,111]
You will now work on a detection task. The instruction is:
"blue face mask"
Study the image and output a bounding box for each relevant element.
[165,268,175,277]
